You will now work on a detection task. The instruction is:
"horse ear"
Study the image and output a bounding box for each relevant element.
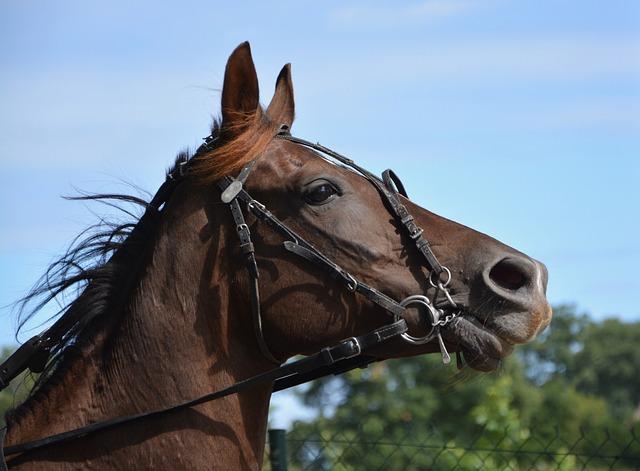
[266,63,295,128]
[221,42,260,131]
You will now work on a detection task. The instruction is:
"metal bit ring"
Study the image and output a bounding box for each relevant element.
[396,295,439,345]
[429,266,452,289]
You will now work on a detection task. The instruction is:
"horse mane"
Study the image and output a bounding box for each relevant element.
[6,107,279,423]
[191,109,279,183]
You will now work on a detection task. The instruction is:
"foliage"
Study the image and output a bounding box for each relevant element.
[520,305,640,421]
[0,347,33,427]
[287,305,640,470]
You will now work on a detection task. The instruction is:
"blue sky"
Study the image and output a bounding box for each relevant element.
[1,0,638,353]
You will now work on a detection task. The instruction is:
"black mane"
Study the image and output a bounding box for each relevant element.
[5,148,196,423]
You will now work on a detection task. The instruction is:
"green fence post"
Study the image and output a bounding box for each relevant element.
[268,428,288,471]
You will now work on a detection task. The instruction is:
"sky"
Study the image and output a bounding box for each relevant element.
[0,0,639,423]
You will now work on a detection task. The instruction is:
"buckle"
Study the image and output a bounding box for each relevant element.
[277,124,291,136]
[344,337,362,359]
[247,199,266,211]
[345,273,358,292]
[167,160,188,181]
[409,227,424,239]
[199,134,219,153]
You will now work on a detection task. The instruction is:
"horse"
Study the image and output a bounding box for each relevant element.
[1,42,551,470]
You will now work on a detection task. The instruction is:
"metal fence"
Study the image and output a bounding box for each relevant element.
[264,423,640,470]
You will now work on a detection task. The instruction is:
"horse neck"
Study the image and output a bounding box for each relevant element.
[6,200,274,469]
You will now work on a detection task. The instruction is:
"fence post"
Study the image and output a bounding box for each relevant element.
[268,428,288,471]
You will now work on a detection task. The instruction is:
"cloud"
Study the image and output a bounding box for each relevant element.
[329,0,484,29]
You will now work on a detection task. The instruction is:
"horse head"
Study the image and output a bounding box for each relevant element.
[177,42,552,372]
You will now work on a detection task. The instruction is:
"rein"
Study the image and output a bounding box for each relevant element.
[0,125,459,466]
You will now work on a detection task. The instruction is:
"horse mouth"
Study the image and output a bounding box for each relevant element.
[444,311,515,372]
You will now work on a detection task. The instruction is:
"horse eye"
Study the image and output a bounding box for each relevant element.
[304,182,339,205]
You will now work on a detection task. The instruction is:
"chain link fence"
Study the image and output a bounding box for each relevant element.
[264,421,640,470]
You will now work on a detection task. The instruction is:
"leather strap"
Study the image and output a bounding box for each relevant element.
[218,178,279,364]
[283,242,404,317]
[382,169,408,198]
[282,242,354,286]
[0,427,7,471]
[218,168,409,363]
[276,131,445,276]
[222,183,407,320]
[0,336,45,391]
[248,277,280,364]
[2,319,407,458]
[217,156,414,366]
[229,198,259,279]
[273,318,406,391]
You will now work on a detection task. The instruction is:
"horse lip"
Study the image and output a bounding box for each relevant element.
[453,308,515,345]
[444,310,514,370]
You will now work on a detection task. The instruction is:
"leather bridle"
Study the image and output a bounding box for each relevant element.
[0,125,460,466]
[216,125,461,363]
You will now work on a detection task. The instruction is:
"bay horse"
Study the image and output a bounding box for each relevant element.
[1,42,551,470]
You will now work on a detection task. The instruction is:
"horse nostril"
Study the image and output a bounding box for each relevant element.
[489,258,530,291]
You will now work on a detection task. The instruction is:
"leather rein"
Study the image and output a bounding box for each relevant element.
[0,125,460,465]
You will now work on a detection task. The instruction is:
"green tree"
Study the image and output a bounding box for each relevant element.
[287,305,640,470]
[290,355,546,470]
[571,318,640,420]
[520,304,640,421]
[0,346,32,427]
[1,347,15,426]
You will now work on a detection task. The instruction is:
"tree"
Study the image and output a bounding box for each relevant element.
[0,347,32,427]
[571,318,640,420]
[287,305,640,470]
[520,305,640,421]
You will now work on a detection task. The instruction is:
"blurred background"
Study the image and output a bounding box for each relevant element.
[1,1,638,469]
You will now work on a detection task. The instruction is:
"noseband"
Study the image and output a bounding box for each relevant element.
[0,125,460,464]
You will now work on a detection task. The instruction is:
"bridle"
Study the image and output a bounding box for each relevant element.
[0,125,461,466]
[216,125,461,363]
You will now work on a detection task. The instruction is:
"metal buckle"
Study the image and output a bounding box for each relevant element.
[167,160,188,181]
[276,124,291,136]
[247,199,266,211]
[409,228,424,239]
[345,273,358,292]
[178,160,188,177]
[199,134,219,153]
[344,337,362,359]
